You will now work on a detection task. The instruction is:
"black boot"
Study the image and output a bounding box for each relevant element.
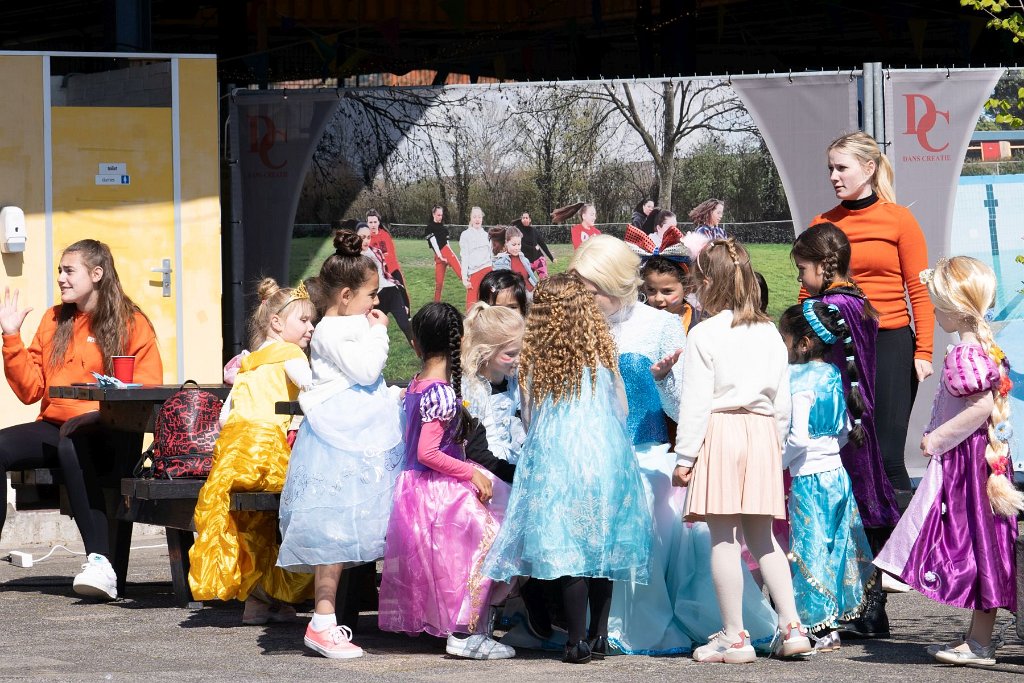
[837,570,890,638]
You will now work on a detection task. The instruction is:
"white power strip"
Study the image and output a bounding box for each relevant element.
[8,551,32,568]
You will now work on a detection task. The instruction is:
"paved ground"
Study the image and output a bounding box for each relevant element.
[2,539,1023,682]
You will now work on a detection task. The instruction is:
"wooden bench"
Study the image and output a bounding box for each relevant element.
[118,477,374,623]
[9,468,66,510]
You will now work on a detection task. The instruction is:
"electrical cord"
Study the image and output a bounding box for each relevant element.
[4,543,165,565]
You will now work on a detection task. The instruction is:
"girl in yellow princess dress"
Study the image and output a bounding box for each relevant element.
[188,278,316,624]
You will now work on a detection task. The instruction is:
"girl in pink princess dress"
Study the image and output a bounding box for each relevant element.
[378,302,515,660]
[875,256,1022,668]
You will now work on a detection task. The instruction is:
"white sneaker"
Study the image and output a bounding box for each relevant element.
[693,630,756,663]
[933,639,996,666]
[882,573,912,593]
[72,553,117,600]
[445,633,516,660]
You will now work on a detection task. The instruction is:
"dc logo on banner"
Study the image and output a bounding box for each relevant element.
[248,115,288,169]
[903,94,950,153]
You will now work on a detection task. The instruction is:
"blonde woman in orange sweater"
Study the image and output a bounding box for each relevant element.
[0,239,162,600]
[810,132,934,639]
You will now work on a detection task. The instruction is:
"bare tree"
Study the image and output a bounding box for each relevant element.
[510,88,617,216]
[299,87,475,223]
[581,80,755,207]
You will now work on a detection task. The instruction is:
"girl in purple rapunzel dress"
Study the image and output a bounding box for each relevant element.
[875,256,1022,668]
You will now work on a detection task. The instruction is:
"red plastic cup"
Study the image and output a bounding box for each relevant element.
[112,356,136,383]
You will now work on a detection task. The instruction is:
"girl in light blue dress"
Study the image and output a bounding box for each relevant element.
[779,301,874,652]
[483,273,653,665]
[276,230,404,660]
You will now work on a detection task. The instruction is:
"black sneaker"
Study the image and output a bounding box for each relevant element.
[587,635,608,659]
[563,640,592,664]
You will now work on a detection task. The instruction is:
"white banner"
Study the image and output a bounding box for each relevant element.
[731,74,858,236]
[886,69,1004,470]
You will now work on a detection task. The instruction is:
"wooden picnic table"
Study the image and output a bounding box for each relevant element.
[48,384,231,604]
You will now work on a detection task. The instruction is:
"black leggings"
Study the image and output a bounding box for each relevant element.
[561,576,613,643]
[874,326,919,492]
[376,285,412,343]
[0,420,111,556]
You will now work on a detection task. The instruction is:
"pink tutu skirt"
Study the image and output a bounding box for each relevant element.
[378,465,510,636]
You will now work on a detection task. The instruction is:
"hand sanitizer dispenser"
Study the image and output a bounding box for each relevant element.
[1,206,26,253]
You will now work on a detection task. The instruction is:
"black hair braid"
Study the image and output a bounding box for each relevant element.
[446,306,464,401]
[819,305,866,447]
[445,304,472,444]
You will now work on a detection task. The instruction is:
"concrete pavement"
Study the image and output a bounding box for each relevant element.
[1,539,1023,682]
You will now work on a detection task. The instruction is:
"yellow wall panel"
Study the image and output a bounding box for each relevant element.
[177,58,223,383]
[51,107,178,379]
[0,55,46,427]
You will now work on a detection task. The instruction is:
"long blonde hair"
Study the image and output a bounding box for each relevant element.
[827,131,896,203]
[568,234,642,310]
[462,302,525,395]
[519,273,618,406]
[926,256,1023,516]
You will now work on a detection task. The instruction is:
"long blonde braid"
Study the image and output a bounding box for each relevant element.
[925,256,1023,516]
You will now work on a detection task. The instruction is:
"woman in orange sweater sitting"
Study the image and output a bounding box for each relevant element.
[810,132,934,638]
[0,239,162,600]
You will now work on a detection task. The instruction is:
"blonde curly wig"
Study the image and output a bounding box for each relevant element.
[519,272,619,406]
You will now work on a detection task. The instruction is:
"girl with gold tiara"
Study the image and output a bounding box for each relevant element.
[189,278,316,623]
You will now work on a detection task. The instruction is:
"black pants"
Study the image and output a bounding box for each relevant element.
[0,420,111,556]
[874,326,919,492]
[376,285,413,343]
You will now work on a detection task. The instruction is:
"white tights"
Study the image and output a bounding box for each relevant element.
[705,514,799,639]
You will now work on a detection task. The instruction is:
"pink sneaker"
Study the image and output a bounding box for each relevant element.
[304,623,364,659]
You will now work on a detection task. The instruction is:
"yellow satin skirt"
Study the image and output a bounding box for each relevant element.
[188,421,313,603]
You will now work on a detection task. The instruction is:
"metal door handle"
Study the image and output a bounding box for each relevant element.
[150,259,172,297]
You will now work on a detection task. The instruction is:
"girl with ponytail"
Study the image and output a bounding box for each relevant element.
[778,301,876,652]
[277,230,405,659]
[379,302,515,660]
[813,132,934,515]
[875,256,1021,667]
[793,221,899,638]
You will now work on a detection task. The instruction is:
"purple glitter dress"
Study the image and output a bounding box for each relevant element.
[875,343,1017,610]
[817,287,901,528]
[378,378,511,637]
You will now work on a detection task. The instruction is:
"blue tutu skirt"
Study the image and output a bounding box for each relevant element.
[277,390,404,572]
[788,467,874,630]
[483,368,652,583]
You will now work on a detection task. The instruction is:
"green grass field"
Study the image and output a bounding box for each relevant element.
[290,237,798,381]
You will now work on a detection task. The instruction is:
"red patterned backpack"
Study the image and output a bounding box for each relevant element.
[147,381,223,478]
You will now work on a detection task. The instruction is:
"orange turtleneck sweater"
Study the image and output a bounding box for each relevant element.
[811,200,934,362]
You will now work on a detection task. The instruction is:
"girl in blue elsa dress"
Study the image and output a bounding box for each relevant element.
[570,234,778,656]
[483,273,653,665]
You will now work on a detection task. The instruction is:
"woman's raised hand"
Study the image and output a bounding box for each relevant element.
[0,287,32,336]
